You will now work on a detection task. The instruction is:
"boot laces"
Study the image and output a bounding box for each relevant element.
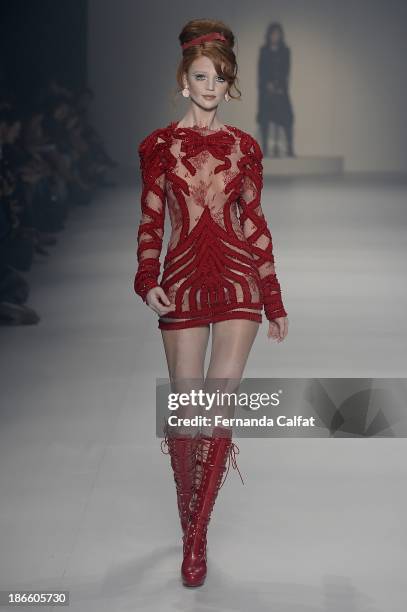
[162,426,244,488]
[219,441,245,489]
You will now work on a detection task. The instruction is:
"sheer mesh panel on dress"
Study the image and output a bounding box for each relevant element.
[133,123,287,329]
[159,126,262,324]
[237,135,287,320]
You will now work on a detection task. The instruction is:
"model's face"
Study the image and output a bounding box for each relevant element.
[184,56,229,108]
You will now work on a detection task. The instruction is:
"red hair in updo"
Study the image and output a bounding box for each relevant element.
[175,18,242,101]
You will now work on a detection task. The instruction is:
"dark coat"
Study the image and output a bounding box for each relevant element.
[256,43,294,127]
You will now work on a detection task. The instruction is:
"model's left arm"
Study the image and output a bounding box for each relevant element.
[237,134,288,320]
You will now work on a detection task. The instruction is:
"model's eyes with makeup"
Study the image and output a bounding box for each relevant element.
[193,73,226,82]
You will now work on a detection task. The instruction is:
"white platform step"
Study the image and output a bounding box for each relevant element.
[263,155,344,177]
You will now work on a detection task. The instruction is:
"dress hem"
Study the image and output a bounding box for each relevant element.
[158,310,263,331]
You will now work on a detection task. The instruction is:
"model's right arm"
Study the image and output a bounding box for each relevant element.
[133,130,167,302]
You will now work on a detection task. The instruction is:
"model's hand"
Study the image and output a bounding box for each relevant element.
[267,316,289,342]
[146,286,176,317]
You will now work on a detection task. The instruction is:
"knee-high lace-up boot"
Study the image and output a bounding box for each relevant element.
[160,423,200,535]
[181,426,245,587]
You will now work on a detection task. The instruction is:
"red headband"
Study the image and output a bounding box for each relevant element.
[181,32,227,50]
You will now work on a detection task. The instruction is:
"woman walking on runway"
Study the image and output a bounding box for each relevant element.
[133,18,289,587]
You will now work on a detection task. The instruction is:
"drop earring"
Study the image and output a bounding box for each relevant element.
[224,92,230,102]
[182,87,190,98]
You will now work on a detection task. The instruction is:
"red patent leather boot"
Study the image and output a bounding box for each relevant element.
[160,423,199,535]
[181,426,245,587]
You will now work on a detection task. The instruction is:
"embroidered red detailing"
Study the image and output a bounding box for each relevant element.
[133,123,287,329]
[237,133,288,321]
[178,130,235,175]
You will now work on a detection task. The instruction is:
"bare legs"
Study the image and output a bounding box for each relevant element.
[161,318,260,445]
[161,319,259,380]
[161,319,260,586]
[160,325,210,382]
[160,318,260,407]
[203,318,259,434]
[206,318,259,379]
[160,325,210,436]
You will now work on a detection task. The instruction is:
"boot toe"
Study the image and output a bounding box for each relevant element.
[181,556,207,587]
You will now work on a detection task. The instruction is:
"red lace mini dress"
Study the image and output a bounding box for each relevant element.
[133,120,288,331]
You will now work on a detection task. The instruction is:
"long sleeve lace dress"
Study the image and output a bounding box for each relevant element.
[133,121,287,330]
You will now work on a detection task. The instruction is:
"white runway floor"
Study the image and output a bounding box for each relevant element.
[1,174,407,611]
